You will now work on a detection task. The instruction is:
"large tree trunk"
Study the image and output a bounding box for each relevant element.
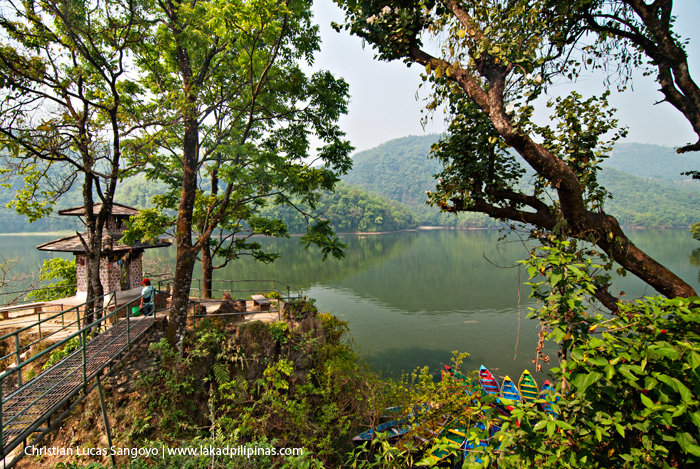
[82,174,105,328]
[201,244,213,299]
[87,230,104,324]
[167,115,200,349]
[167,243,197,348]
[200,158,219,300]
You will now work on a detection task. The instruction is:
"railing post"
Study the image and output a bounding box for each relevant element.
[77,306,81,330]
[14,333,22,387]
[97,375,117,466]
[81,329,87,392]
[127,308,131,348]
[0,376,4,455]
[37,311,41,338]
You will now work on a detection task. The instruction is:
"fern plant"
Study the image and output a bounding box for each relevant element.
[213,362,230,386]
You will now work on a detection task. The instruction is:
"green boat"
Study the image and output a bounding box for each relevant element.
[518,370,539,403]
[427,421,469,463]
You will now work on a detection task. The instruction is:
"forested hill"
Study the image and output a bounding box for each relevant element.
[0,175,417,234]
[4,138,700,234]
[604,142,700,181]
[343,135,442,206]
[599,167,700,227]
[342,136,700,228]
[342,135,500,228]
[259,183,418,233]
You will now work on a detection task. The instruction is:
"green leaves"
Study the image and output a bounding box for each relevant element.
[133,0,353,278]
[572,371,603,394]
[26,258,77,302]
[677,432,700,457]
[651,342,680,360]
[121,208,174,245]
[505,240,700,468]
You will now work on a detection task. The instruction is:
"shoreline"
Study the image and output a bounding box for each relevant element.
[0,225,692,238]
[0,231,75,236]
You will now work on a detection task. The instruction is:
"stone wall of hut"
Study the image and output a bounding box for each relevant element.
[76,252,142,293]
[129,255,143,289]
[100,257,121,293]
[76,254,88,293]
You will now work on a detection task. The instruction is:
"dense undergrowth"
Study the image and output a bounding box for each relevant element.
[27,280,700,469]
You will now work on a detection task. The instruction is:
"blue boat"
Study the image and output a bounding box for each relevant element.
[353,404,429,442]
[539,380,558,417]
[461,422,491,464]
[501,375,523,404]
[352,417,412,442]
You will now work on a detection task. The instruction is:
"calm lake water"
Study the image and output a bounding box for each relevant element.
[2,228,699,382]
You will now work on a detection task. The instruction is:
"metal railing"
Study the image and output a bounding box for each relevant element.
[157,278,302,302]
[0,284,78,307]
[0,278,300,465]
[0,293,116,388]
[0,290,167,465]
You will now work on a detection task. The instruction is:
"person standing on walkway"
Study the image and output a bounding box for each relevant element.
[140,278,155,316]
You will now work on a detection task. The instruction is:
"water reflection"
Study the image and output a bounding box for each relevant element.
[147,231,419,290]
[3,228,698,380]
[689,248,700,284]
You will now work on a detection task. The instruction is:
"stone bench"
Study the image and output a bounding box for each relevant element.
[250,295,271,312]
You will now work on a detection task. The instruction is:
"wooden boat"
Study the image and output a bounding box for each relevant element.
[461,422,490,465]
[539,380,558,416]
[518,370,539,403]
[501,375,522,403]
[354,404,429,442]
[352,417,412,442]
[412,415,451,446]
[479,365,500,396]
[428,422,470,462]
[443,364,478,395]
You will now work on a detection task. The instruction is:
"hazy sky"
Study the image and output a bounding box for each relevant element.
[310,0,700,154]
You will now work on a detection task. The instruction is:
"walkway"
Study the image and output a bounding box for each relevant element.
[1,313,155,464]
[0,278,299,466]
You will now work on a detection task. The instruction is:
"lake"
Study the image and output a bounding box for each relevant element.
[2,228,698,382]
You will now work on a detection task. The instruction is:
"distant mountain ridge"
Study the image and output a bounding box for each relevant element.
[604,142,700,181]
[343,135,442,206]
[341,136,700,228]
[342,135,499,228]
[3,138,700,234]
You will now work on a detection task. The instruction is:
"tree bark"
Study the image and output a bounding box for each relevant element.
[166,112,199,348]
[81,167,102,327]
[201,244,213,299]
[404,2,698,301]
[582,0,700,153]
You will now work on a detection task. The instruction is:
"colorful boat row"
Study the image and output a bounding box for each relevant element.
[352,364,560,460]
[475,365,557,414]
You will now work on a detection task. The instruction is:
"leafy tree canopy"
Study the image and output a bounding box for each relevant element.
[331,0,699,310]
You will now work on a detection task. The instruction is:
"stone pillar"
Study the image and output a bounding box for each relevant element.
[76,254,88,300]
[100,257,122,293]
[130,253,143,289]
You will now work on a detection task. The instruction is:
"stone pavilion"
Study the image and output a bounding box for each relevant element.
[36,203,171,300]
